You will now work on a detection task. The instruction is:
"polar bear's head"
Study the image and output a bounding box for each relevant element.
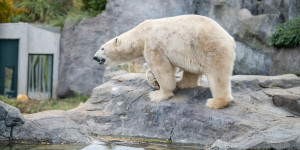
[94,33,144,66]
[93,37,123,66]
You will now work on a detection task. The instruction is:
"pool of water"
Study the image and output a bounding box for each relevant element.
[1,141,205,150]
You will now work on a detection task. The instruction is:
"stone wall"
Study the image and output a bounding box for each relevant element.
[206,0,300,75]
[57,0,300,97]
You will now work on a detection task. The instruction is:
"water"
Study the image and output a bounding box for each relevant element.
[1,141,204,150]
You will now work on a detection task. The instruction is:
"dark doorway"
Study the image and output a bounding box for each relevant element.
[0,40,19,97]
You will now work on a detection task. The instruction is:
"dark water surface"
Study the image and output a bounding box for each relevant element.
[0,141,205,150]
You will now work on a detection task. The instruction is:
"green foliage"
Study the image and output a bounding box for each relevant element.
[11,0,73,24]
[10,0,106,27]
[0,94,90,114]
[269,16,300,48]
[63,93,90,103]
[82,0,106,16]
[0,94,16,106]
[14,0,50,22]
[0,0,26,23]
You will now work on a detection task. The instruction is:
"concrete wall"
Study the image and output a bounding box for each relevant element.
[0,23,60,99]
[27,25,60,99]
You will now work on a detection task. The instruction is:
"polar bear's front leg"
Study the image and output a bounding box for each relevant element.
[148,65,176,102]
[144,49,176,102]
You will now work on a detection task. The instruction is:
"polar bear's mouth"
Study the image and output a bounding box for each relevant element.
[98,59,105,64]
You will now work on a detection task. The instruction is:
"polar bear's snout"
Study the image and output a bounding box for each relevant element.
[93,56,106,64]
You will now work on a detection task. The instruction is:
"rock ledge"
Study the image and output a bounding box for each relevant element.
[1,73,300,149]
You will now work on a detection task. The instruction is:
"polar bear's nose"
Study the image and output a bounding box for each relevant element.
[93,56,98,61]
[93,56,106,64]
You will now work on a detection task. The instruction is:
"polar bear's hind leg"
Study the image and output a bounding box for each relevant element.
[205,66,233,109]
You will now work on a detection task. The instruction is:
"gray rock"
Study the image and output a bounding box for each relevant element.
[264,87,300,116]
[66,73,300,149]
[271,45,300,75]
[57,18,106,98]
[192,0,211,16]
[242,0,289,21]
[209,0,296,52]
[231,74,300,95]
[209,0,300,75]
[13,111,92,145]
[0,101,24,127]
[234,41,272,75]
[2,73,300,149]
[102,67,128,83]
[259,74,300,88]
[0,101,91,145]
[0,101,24,143]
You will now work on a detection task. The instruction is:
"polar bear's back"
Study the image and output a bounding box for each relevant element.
[145,15,232,41]
[141,15,236,74]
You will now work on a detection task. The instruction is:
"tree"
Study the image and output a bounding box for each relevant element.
[0,0,26,23]
[6,0,106,27]
[269,16,300,48]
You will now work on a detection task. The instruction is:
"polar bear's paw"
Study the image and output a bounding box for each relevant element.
[206,98,231,109]
[149,90,173,103]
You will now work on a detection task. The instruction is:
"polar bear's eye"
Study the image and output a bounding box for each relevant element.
[101,48,104,50]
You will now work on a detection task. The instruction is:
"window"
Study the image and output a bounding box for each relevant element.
[27,54,53,100]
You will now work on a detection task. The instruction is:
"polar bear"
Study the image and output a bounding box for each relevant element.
[94,15,236,109]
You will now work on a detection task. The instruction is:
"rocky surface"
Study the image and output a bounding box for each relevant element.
[58,0,300,97]
[75,73,300,149]
[3,73,300,149]
[0,101,91,145]
[0,101,24,143]
[264,87,300,116]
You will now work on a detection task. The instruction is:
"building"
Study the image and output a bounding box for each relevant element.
[0,23,60,100]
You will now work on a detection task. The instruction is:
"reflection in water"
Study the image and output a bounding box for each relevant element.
[82,141,144,150]
[1,140,203,150]
[0,143,83,150]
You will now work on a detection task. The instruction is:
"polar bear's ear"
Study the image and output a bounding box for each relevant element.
[115,37,121,46]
